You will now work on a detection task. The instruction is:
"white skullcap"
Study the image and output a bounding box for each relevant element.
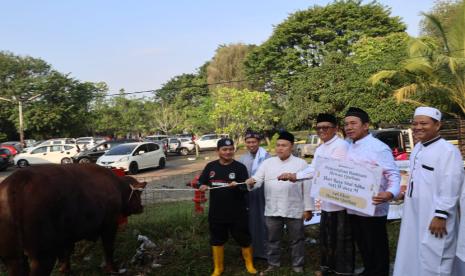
[414,106,442,121]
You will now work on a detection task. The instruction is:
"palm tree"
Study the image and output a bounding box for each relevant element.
[369,1,465,115]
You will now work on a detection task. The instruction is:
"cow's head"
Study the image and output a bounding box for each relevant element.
[121,176,147,215]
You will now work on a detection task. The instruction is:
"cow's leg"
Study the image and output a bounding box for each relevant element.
[101,224,118,273]
[58,243,75,275]
[30,255,56,276]
[4,256,29,276]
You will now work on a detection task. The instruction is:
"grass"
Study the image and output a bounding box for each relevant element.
[41,201,401,276]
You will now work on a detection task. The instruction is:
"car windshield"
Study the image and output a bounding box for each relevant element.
[106,144,137,155]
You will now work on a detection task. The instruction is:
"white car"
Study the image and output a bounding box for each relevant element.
[14,144,79,168]
[168,138,195,155]
[195,134,229,151]
[96,142,166,174]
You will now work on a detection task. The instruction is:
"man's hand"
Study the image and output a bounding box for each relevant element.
[245,178,256,187]
[429,217,447,238]
[303,211,313,222]
[229,181,237,187]
[372,191,393,205]
[277,173,297,182]
[198,185,209,192]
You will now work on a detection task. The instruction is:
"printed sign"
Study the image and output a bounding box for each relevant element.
[312,157,382,216]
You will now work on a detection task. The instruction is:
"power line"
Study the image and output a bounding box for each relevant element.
[88,47,465,99]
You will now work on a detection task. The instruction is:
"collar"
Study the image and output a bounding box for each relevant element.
[352,133,372,145]
[422,136,441,147]
[323,135,338,146]
[278,154,293,163]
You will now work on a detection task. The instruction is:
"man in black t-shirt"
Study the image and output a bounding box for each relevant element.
[197,138,257,275]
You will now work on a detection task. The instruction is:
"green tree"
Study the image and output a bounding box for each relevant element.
[244,0,406,97]
[284,33,414,129]
[370,1,465,115]
[420,0,462,40]
[210,87,277,140]
[207,43,255,90]
[92,91,148,138]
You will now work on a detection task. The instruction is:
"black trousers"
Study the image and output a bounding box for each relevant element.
[320,210,354,275]
[349,215,389,276]
[209,218,251,247]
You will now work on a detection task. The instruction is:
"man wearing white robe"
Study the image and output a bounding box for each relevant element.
[393,106,464,276]
[277,113,354,275]
[245,131,314,274]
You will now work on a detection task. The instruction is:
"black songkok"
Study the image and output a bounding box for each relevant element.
[345,107,370,123]
[277,131,294,144]
[316,113,337,125]
[245,131,261,140]
[217,137,234,149]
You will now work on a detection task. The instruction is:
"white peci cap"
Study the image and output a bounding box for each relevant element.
[414,106,442,121]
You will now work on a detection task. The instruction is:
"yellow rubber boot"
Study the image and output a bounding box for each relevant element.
[211,246,224,276]
[241,246,257,274]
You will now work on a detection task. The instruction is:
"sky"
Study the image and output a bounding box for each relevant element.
[0,0,436,96]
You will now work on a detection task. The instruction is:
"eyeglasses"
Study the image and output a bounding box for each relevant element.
[315,126,335,132]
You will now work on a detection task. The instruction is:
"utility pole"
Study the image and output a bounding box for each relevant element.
[0,94,42,147]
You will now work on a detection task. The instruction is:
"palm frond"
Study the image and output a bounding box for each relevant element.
[408,38,433,58]
[393,83,419,103]
[368,70,398,85]
[422,12,451,53]
[446,1,465,58]
[403,59,434,76]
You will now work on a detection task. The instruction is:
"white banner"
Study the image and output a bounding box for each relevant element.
[312,157,382,216]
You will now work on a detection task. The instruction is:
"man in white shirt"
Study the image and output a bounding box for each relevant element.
[245,131,314,274]
[278,113,353,276]
[394,106,464,276]
[344,107,400,276]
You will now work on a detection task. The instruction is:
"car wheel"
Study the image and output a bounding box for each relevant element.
[17,159,29,168]
[159,157,166,169]
[179,147,189,156]
[129,162,139,175]
[78,157,91,164]
[61,158,72,164]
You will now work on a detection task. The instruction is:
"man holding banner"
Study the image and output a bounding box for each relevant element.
[343,107,400,276]
[277,113,354,276]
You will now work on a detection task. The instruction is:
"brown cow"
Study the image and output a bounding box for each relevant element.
[0,164,147,275]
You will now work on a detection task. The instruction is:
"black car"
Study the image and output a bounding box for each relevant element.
[0,155,9,171]
[73,139,139,164]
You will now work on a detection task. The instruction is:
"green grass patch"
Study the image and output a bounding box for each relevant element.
[34,201,400,275]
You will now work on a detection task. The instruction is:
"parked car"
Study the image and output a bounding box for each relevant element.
[195,134,229,151]
[145,135,169,142]
[1,141,23,152]
[24,139,37,147]
[96,142,166,174]
[168,137,195,155]
[72,139,139,164]
[75,137,106,151]
[14,144,79,168]
[0,155,9,171]
[36,138,76,147]
[0,148,14,165]
[293,134,320,157]
[371,128,412,160]
[0,144,20,156]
